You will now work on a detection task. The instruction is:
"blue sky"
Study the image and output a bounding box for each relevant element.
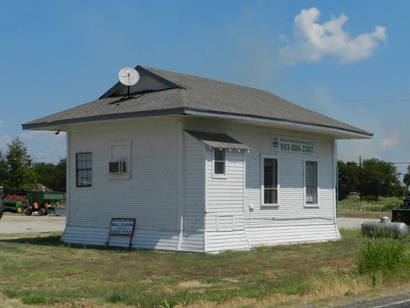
[0,1,409,174]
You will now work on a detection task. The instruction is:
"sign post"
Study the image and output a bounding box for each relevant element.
[107,218,136,249]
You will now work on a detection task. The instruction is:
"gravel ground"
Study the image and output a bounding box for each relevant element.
[0,213,66,234]
[337,217,378,230]
[335,291,410,308]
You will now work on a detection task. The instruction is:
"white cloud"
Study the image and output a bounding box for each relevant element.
[339,126,402,161]
[0,120,5,126]
[0,131,65,163]
[20,131,66,163]
[0,134,12,153]
[280,7,387,65]
[20,130,65,141]
[380,129,400,149]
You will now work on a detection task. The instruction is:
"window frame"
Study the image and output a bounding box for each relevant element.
[260,154,280,207]
[212,148,227,179]
[76,152,92,187]
[304,158,319,207]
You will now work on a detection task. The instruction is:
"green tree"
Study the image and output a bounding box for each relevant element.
[0,151,8,189]
[5,138,35,192]
[33,158,66,192]
[391,181,407,197]
[53,158,66,192]
[361,158,400,201]
[337,160,360,200]
[32,162,56,189]
[403,165,410,189]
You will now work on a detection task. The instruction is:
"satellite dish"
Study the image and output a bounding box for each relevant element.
[118,67,140,98]
[118,67,140,86]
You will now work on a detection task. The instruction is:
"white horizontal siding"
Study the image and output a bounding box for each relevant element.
[180,232,204,252]
[184,118,339,253]
[206,150,245,213]
[183,133,205,232]
[62,226,181,251]
[62,222,340,251]
[181,133,205,252]
[246,223,340,247]
[203,148,249,252]
[205,230,250,252]
[245,217,334,228]
[205,213,245,231]
[184,118,337,222]
[65,116,340,253]
[68,118,180,233]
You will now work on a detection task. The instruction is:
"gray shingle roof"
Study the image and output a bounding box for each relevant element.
[22,65,371,136]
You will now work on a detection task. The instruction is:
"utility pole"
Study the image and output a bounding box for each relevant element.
[359,156,362,203]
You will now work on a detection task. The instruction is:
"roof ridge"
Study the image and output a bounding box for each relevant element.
[136,66,185,90]
[140,65,276,95]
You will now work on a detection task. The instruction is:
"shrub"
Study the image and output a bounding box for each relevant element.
[357,238,408,274]
[3,288,18,298]
[107,293,123,303]
[21,294,47,304]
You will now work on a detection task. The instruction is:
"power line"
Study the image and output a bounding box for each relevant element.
[388,162,410,165]
[305,95,410,111]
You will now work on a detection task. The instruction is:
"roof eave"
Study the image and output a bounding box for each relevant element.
[183,109,372,140]
[22,107,372,139]
[21,108,188,131]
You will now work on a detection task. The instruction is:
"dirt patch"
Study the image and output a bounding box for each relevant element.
[221,277,241,283]
[0,294,24,308]
[179,280,213,288]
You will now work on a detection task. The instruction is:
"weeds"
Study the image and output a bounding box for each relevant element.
[106,293,123,303]
[338,195,401,212]
[20,293,61,305]
[357,237,409,274]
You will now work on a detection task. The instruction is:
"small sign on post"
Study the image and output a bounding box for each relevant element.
[107,218,136,249]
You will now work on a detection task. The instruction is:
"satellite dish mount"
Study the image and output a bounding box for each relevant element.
[118,67,140,98]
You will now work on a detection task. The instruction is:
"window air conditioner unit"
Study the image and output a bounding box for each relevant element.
[109,161,126,173]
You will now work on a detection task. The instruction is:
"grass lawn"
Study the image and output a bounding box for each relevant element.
[337,209,391,219]
[0,230,409,307]
[337,195,402,219]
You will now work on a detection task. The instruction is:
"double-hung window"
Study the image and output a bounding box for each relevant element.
[305,161,318,205]
[76,152,92,187]
[214,149,226,175]
[262,157,278,205]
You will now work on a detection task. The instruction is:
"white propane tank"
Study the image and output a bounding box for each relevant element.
[361,217,408,238]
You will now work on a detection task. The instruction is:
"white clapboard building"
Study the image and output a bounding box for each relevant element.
[23,66,371,253]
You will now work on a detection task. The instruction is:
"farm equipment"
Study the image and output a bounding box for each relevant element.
[2,199,25,213]
[392,195,410,225]
[0,191,64,218]
[24,191,64,216]
[0,195,28,217]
